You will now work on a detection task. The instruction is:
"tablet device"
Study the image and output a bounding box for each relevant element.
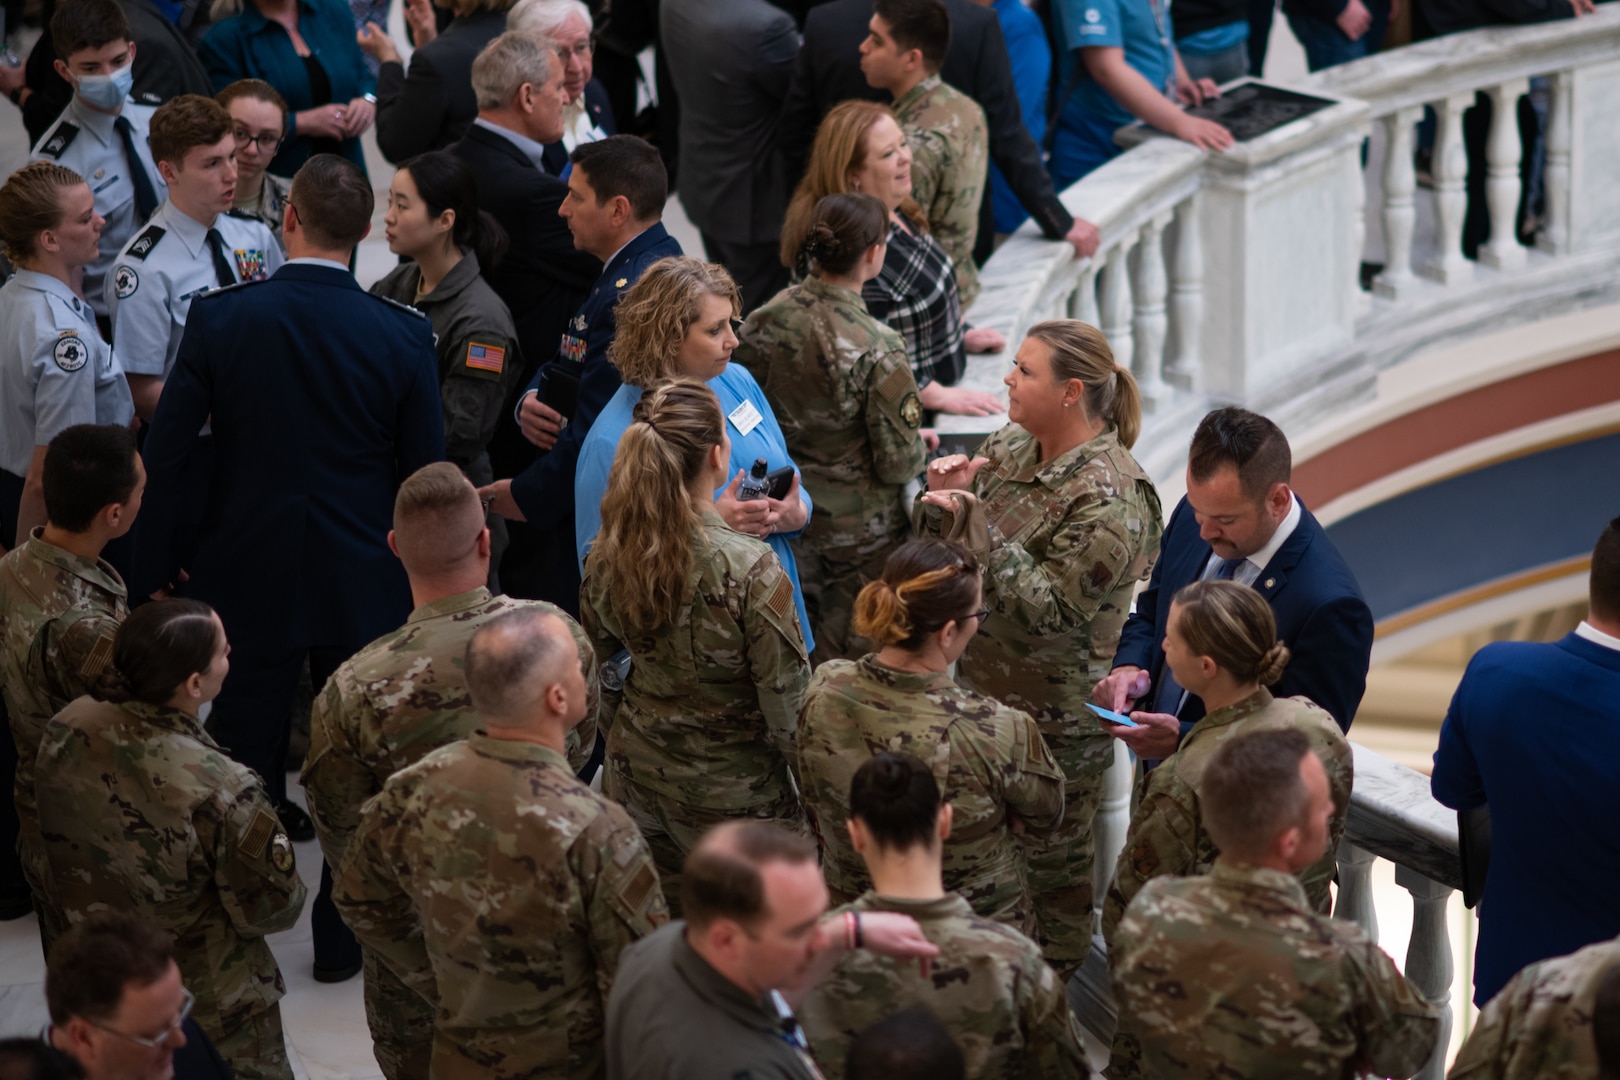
[1086,703,1140,727]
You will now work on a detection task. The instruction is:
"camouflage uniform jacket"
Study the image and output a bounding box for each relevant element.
[302,586,597,870]
[580,507,811,812]
[893,75,989,308]
[797,655,1064,926]
[916,424,1162,777]
[35,696,305,1035]
[1101,689,1353,943]
[334,734,669,1080]
[0,531,127,836]
[800,891,1088,1080]
[734,276,926,559]
[1448,934,1620,1080]
[1109,860,1441,1080]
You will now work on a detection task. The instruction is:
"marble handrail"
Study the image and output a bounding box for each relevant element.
[1342,742,1460,890]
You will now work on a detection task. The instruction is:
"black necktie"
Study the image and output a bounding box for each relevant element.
[205,228,236,288]
[114,115,159,221]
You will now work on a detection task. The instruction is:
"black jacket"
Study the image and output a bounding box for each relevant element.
[1174,0,1251,39]
[780,0,1074,255]
[1417,0,1574,34]
[374,8,507,165]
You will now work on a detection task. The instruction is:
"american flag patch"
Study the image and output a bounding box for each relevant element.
[466,342,505,373]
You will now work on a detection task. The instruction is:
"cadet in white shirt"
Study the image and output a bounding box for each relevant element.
[107,94,282,419]
[28,0,167,325]
[0,162,136,549]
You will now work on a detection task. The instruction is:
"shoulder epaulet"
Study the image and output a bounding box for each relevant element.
[37,122,80,159]
[370,293,429,319]
[125,225,167,261]
[191,279,258,300]
[135,90,162,106]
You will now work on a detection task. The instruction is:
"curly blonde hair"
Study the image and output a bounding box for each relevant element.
[607,257,741,389]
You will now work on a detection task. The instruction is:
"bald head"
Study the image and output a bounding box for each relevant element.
[393,463,487,580]
[464,607,578,727]
[682,821,817,930]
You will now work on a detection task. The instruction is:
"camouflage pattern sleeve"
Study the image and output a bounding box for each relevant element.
[742,551,812,788]
[1023,957,1090,1080]
[201,772,307,938]
[908,131,945,230]
[1446,970,1522,1080]
[440,331,515,476]
[863,341,927,485]
[333,787,437,1002]
[301,669,379,872]
[1001,711,1066,838]
[578,575,624,734]
[43,610,121,706]
[577,808,669,1004]
[1101,780,1201,945]
[984,497,1139,638]
[1341,926,1444,1077]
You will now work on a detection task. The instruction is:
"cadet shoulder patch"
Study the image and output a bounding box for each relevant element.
[125,225,166,262]
[79,631,116,679]
[899,391,922,429]
[239,807,278,861]
[113,265,139,300]
[465,340,505,375]
[875,365,912,404]
[765,575,796,623]
[39,123,80,159]
[52,334,88,372]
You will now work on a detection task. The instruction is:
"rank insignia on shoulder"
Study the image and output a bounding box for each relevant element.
[615,277,628,288]
[39,123,79,159]
[113,265,139,299]
[126,225,166,261]
[53,335,88,373]
[466,341,505,374]
[270,834,295,872]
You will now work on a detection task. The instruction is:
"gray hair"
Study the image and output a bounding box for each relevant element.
[507,0,592,40]
[471,31,557,111]
[464,608,570,723]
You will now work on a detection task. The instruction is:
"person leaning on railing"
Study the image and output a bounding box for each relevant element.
[914,318,1162,981]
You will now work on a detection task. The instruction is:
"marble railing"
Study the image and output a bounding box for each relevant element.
[952,6,1620,481]
[1070,741,1465,1079]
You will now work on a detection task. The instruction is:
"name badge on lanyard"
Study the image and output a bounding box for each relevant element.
[728,398,764,437]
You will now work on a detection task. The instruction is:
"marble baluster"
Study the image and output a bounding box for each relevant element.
[1420,93,1475,285]
[1480,77,1530,270]
[1099,235,1137,376]
[1091,740,1134,934]
[1396,867,1455,1080]
[1165,195,1202,392]
[1333,841,1379,940]
[1538,71,1573,255]
[1068,260,1101,326]
[1374,106,1423,299]
[1129,215,1171,409]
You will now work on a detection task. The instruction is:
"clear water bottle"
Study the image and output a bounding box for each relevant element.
[738,457,771,501]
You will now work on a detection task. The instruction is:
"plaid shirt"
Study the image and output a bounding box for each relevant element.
[862,212,965,389]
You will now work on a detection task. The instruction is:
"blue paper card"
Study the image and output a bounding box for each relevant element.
[1086,703,1140,727]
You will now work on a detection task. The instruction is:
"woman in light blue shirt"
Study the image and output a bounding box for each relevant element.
[575,256,815,652]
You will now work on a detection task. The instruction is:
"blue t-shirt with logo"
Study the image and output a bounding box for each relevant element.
[1050,0,1176,186]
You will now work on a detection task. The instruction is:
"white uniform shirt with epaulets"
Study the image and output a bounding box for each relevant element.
[29,95,166,320]
[107,202,283,379]
[0,270,136,476]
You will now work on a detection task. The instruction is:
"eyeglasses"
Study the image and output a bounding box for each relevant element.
[88,988,194,1050]
[555,39,594,60]
[232,127,284,152]
[961,607,991,624]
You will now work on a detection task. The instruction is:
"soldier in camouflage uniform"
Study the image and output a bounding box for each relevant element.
[1109,727,1440,1079]
[800,752,1086,1080]
[334,608,668,1080]
[579,381,810,910]
[0,424,141,951]
[1450,935,1620,1080]
[301,463,599,1080]
[734,192,928,662]
[798,537,1064,932]
[860,0,989,305]
[1101,580,1353,943]
[36,600,306,1080]
[917,322,1161,978]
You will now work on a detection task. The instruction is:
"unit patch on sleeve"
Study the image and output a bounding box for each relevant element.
[53,334,88,372]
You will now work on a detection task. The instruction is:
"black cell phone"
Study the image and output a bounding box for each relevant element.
[540,365,580,420]
[766,465,795,500]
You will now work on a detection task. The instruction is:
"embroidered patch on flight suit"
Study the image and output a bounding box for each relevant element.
[53,335,88,372]
[79,631,116,679]
[113,265,139,299]
[239,807,278,861]
[766,576,796,622]
[465,341,506,375]
[875,365,912,404]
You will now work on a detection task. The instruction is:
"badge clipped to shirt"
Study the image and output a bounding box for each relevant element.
[728,398,764,437]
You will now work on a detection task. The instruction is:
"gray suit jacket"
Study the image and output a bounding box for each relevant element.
[660,0,800,244]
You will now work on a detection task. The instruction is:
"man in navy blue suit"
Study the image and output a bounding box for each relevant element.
[132,154,445,979]
[1094,407,1374,760]
[480,135,681,613]
[1433,517,1620,1007]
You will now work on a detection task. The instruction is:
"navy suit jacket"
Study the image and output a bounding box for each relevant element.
[132,263,444,651]
[1432,631,1620,1006]
[1113,495,1374,732]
